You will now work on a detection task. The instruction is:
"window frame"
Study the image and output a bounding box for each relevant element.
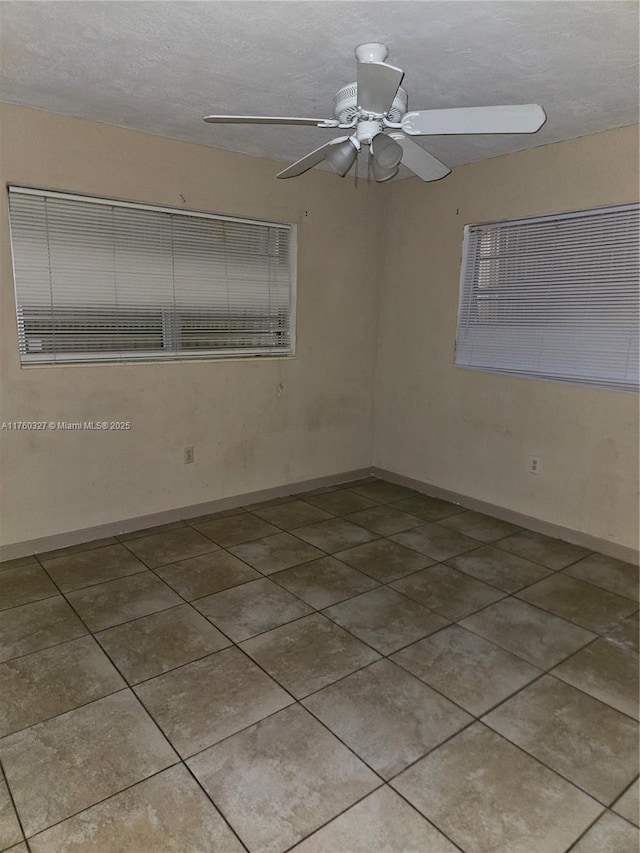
[8,185,297,367]
[455,201,639,393]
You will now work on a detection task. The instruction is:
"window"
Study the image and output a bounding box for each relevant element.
[455,202,639,392]
[8,187,295,364]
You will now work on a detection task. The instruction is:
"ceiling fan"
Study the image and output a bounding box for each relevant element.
[203,43,546,183]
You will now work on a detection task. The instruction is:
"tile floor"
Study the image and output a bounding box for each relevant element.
[0,477,638,853]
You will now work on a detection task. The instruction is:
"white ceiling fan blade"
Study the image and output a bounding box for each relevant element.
[390,134,451,181]
[276,137,349,179]
[204,115,339,127]
[357,62,404,115]
[401,105,546,135]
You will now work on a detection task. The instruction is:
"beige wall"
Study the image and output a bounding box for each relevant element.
[1,106,637,552]
[0,104,384,546]
[374,125,639,550]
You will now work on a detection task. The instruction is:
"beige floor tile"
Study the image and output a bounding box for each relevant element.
[0,690,177,837]
[335,538,433,582]
[154,550,260,599]
[392,624,541,716]
[461,598,595,668]
[194,577,313,642]
[123,527,218,568]
[392,723,603,853]
[552,638,639,720]
[95,605,230,683]
[66,572,182,631]
[304,490,379,515]
[115,520,188,542]
[294,518,378,553]
[186,506,247,524]
[4,513,635,853]
[496,530,590,570]
[303,659,471,778]
[38,539,117,562]
[607,612,640,654]
[272,556,379,609]
[290,485,341,499]
[565,553,639,601]
[0,596,87,663]
[5,842,28,852]
[192,514,280,547]
[323,587,448,654]
[0,556,39,571]
[390,494,465,522]
[438,510,522,543]
[570,811,639,853]
[446,545,553,592]
[484,675,639,804]
[517,573,638,634]
[613,778,639,826]
[134,646,292,757]
[392,563,504,620]
[40,544,146,592]
[344,505,424,536]
[349,480,420,504]
[28,764,244,853]
[0,772,23,851]
[245,495,298,510]
[240,613,380,698]
[0,636,125,737]
[0,565,58,611]
[293,786,458,853]
[229,532,324,574]
[187,703,379,853]
[391,523,479,562]
[252,500,333,529]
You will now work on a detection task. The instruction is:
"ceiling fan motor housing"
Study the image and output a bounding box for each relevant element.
[333,83,408,124]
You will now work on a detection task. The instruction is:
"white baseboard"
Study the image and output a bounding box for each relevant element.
[2,466,637,566]
[374,467,639,566]
[0,468,373,562]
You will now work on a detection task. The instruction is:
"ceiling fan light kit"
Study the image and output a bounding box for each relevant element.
[203,43,546,184]
[324,136,360,177]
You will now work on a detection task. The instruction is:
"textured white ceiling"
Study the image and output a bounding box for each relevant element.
[1,1,638,178]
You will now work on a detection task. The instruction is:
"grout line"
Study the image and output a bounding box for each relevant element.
[470,721,613,812]
[22,763,182,843]
[279,782,387,852]
[3,540,631,715]
[564,810,616,852]
[0,627,91,668]
[0,758,32,851]
[34,548,149,592]
[2,479,637,850]
[117,537,220,569]
[35,539,122,564]
[557,565,640,602]
[605,804,640,831]
[0,590,61,615]
[490,538,596,574]
[381,784,468,853]
[180,761,251,852]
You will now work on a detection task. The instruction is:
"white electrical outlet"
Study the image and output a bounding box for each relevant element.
[184,446,195,464]
[529,456,541,475]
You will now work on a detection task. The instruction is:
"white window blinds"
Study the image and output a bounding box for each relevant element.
[455,202,639,392]
[8,187,295,364]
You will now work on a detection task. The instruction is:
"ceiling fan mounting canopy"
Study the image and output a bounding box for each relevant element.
[203,42,546,184]
[354,43,389,63]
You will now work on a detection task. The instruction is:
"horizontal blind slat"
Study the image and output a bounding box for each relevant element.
[9,188,295,363]
[456,202,640,392]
